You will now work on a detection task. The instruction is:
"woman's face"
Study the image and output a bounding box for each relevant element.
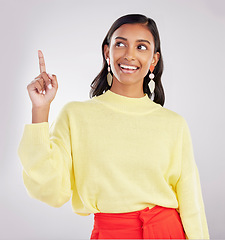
[104,23,160,88]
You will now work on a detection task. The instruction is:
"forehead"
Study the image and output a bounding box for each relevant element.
[111,23,154,43]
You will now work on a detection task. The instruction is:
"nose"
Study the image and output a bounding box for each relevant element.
[124,46,136,61]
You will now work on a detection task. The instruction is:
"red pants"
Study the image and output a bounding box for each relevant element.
[90,205,186,239]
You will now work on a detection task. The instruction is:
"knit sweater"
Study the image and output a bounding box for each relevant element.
[18,90,209,239]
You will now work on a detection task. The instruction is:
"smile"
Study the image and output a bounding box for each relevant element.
[118,64,140,73]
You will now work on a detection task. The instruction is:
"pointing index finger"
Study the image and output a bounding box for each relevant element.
[38,50,46,73]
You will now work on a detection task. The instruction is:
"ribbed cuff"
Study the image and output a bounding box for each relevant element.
[21,122,50,145]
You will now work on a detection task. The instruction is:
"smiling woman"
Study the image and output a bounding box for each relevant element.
[18,13,210,240]
[104,23,160,97]
[90,14,164,105]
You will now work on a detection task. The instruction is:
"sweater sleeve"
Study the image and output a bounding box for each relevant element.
[175,119,210,239]
[17,104,74,208]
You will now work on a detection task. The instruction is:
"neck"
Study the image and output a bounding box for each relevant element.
[109,79,145,98]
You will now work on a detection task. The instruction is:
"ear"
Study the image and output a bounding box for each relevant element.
[151,52,160,67]
[104,44,110,60]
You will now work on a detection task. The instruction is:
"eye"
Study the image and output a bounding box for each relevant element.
[137,44,147,50]
[115,42,125,47]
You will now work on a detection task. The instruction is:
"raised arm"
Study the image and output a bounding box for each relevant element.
[18,51,73,208]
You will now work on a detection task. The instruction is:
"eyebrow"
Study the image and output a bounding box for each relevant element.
[115,36,151,45]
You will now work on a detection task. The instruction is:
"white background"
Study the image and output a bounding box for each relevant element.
[0,0,224,239]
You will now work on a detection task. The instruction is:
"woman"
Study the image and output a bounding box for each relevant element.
[18,14,210,239]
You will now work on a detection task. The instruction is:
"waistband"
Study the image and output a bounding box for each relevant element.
[93,205,178,229]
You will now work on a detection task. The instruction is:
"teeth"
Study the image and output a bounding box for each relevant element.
[120,64,138,70]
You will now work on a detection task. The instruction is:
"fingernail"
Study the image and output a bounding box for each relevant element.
[48,84,52,89]
[43,90,46,95]
[48,73,53,78]
[40,90,42,94]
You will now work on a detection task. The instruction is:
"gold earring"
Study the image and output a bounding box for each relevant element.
[106,58,112,87]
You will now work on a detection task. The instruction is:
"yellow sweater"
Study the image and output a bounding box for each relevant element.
[18,90,209,239]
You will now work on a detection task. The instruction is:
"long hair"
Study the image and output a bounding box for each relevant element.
[89,14,165,106]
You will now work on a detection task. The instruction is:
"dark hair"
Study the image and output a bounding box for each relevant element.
[89,14,165,106]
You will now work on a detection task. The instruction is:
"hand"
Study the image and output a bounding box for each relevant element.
[27,50,58,108]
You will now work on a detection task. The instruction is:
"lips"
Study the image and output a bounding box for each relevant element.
[118,63,140,74]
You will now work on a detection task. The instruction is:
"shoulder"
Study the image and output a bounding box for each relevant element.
[158,107,192,140]
[58,98,97,115]
[158,106,187,125]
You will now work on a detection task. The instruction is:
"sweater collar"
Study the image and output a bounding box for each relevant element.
[92,90,161,114]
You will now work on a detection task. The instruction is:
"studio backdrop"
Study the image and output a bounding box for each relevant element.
[0,0,224,239]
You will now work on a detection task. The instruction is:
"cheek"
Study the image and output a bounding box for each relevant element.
[141,56,152,72]
[109,49,120,64]
[109,52,122,75]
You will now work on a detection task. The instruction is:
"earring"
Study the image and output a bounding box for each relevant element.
[106,58,112,87]
[148,65,155,94]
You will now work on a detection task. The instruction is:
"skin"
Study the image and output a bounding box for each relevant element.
[104,23,160,98]
[27,50,58,123]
